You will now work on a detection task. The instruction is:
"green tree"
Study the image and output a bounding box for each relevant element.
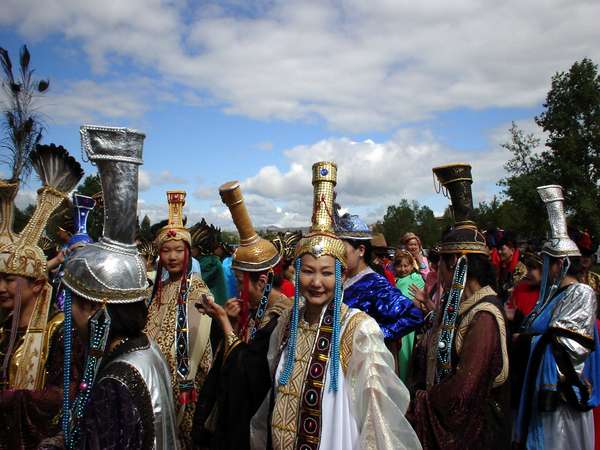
[138,214,153,241]
[381,199,418,247]
[535,58,600,238]
[499,122,555,239]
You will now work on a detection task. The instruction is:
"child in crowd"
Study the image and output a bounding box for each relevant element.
[394,250,425,382]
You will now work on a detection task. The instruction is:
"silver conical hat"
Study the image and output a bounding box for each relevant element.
[62,125,148,303]
[537,184,580,258]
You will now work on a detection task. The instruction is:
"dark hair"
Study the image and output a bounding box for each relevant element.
[497,231,518,250]
[442,252,497,291]
[248,270,269,283]
[106,301,148,339]
[428,248,440,265]
[344,238,386,276]
[566,256,585,278]
[73,295,148,341]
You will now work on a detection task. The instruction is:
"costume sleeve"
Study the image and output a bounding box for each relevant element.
[549,283,597,374]
[347,316,422,450]
[79,378,144,450]
[0,325,83,449]
[372,279,424,340]
[406,312,503,450]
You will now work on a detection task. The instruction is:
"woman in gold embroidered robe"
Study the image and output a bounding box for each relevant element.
[250,161,421,450]
[145,191,213,450]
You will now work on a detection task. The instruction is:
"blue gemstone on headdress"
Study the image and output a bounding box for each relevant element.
[320,168,329,176]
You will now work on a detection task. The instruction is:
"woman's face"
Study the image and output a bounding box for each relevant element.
[524,265,542,286]
[406,238,420,257]
[160,240,187,275]
[395,258,413,278]
[0,273,42,310]
[342,241,364,274]
[299,254,336,309]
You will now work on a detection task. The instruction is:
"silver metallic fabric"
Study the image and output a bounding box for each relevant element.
[102,341,178,450]
[62,125,148,303]
[537,185,580,258]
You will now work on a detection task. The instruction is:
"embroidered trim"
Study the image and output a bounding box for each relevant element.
[294,301,335,450]
[455,302,509,388]
[340,311,369,374]
[100,361,155,450]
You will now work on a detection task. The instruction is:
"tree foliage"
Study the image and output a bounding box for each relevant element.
[500,58,600,240]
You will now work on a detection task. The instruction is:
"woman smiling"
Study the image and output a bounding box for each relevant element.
[251,162,421,450]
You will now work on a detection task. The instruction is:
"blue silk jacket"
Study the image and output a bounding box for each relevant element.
[343,269,424,340]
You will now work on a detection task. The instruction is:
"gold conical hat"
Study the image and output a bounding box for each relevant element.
[219,181,280,272]
[295,161,347,267]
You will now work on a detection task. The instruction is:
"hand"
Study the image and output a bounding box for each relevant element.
[195,294,226,320]
[409,284,435,313]
[224,298,242,325]
[195,295,234,335]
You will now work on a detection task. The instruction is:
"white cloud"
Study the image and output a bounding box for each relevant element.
[2,0,599,130]
[226,128,512,228]
[138,169,151,192]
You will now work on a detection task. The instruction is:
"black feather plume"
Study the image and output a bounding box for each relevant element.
[30,144,84,193]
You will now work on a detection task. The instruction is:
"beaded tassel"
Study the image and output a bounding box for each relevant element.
[67,307,111,449]
[329,259,343,392]
[279,257,301,386]
[61,288,73,438]
[435,255,468,383]
[250,271,274,340]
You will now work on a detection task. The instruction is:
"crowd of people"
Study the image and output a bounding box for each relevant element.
[0,126,599,450]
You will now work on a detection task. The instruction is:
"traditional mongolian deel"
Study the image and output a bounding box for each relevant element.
[0,144,84,450]
[514,185,599,450]
[61,125,177,450]
[407,163,510,450]
[145,190,213,450]
[251,161,421,450]
[192,181,290,450]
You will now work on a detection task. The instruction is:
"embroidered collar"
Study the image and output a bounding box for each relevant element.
[458,285,497,316]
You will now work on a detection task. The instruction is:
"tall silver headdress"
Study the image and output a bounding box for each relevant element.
[62,125,148,303]
[537,185,580,258]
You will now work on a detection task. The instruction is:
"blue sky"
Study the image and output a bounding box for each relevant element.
[1,0,599,229]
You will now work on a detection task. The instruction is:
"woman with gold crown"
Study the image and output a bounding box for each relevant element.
[250,162,421,450]
[406,164,510,450]
[145,190,213,449]
[0,144,85,449]
[191,181,291,450]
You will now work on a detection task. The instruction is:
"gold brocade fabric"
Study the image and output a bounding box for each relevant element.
[145,274,212,450]
[583,271,600,297]
[271,316,319,450]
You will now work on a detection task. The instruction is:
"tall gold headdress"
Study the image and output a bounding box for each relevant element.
[0,144,83,391]
[156,190,191,248]
[219,181,280,271]
[0,179,20,249]
[295,161,346,266]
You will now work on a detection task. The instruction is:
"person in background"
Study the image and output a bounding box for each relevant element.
[579,244,600,298]
[216,242,239,299]
[146,191,213,450]
[394,249,426,382]
[497,232,527,302]
[190,219,228,305]
[513,185,599,450]
[371,232,397,285]
[137,240,158,287]
[401,232,430,279]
